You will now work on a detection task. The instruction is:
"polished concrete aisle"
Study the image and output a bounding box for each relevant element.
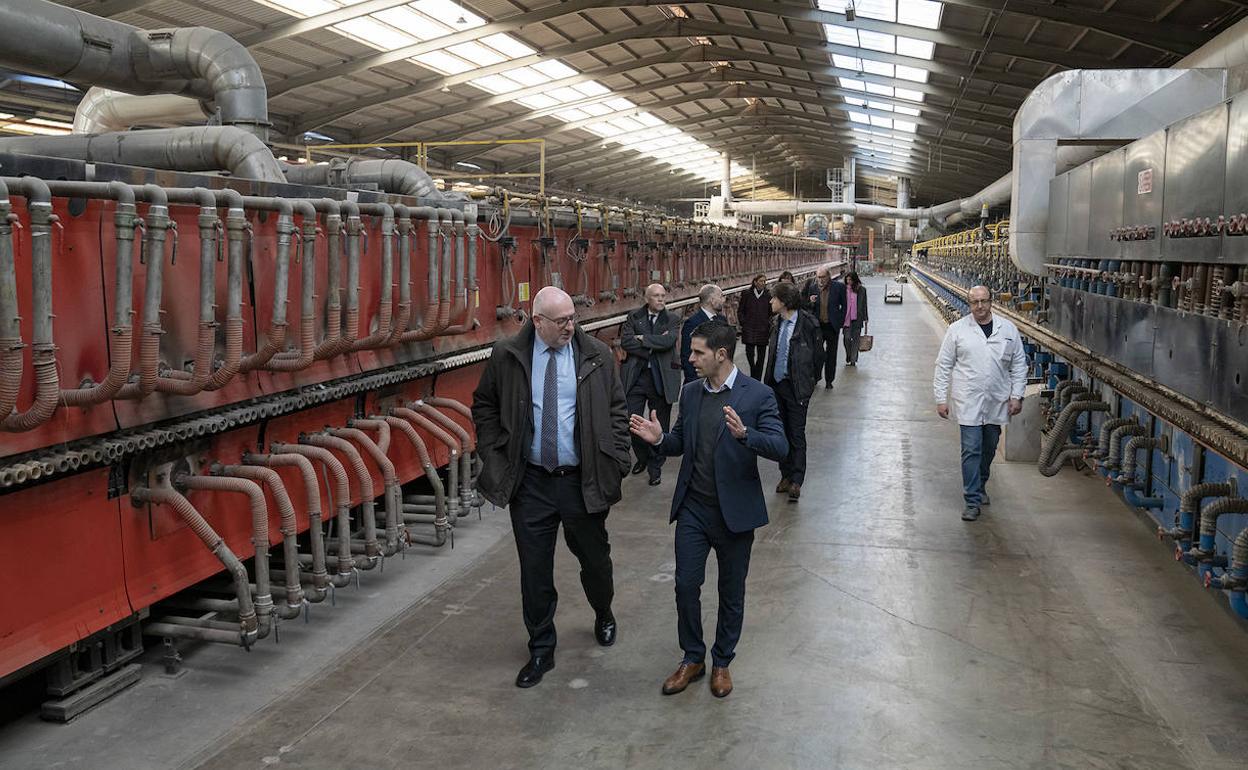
[184,280,1248,768]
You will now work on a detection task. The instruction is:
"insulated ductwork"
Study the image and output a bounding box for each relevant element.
[1008,68,1230,275]
[283,158,445,200]
[73,87,212,134]
[0,0,269,140]
[728,173,1010,223]
[0,127,285,183]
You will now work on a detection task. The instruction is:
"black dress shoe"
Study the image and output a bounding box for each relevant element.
[648,474,661,486]
[825,381,834,390]
[594,613,617,647]
[515,654,555,688]
[630,460,646,476]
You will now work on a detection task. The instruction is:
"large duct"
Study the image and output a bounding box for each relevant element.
[1008,68,1229,274]
[0,0,269,140]
[0,127,286,183]
[729,172,1010,222]
[283,158,444,200]
[74,87,211,134]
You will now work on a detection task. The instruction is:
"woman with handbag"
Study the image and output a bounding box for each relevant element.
[843,271,869,366]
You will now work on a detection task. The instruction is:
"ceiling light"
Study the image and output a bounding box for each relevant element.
[845,1,856,22]
[440,84,451,93]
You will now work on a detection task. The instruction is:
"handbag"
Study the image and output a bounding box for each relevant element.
[858,328,874,352]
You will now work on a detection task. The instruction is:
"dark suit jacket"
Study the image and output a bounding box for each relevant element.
[619,305,681,404]
[655,373,788,533]
[680,307,728,381]
[763,309,823,403]
[802,279,848,327]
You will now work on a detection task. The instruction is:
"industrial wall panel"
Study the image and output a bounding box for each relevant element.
[1090,149,1125,261]
[1208,319,1248,424]
[1162,103,1228,263]
[1152,307,1217,407]
[1222,93,1248,263]
[1066,164,1092,259]
[1047,172,1070,259]
[1122,129,1166,262]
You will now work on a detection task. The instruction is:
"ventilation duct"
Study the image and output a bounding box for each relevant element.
[0,0,269,140]
[73,87,211,134]
[283,158,445,200]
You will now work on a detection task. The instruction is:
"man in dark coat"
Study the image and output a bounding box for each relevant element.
[472,286,632,688]
[802,264,847,389]
[764,281,823,502]
[735,273,772,380]
[680,283,727,382]
[620,283,681,485]
[630,320,788,699]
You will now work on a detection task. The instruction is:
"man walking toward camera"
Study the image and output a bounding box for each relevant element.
[472,286,632,688]
[621,283,681,486]
[933,286,1028,522]
[630,321,787,699]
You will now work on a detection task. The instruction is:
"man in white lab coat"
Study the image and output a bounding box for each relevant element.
[932,286,1028,521]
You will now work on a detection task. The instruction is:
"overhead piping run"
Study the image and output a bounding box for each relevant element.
[73,87,211,135]
[0,0,269,140]
[282,159,446,201]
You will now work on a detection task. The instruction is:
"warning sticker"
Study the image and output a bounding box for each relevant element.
[1137,168,1153,195]
[518,282,530,302]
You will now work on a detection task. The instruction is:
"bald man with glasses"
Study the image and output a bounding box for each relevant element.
[933,286,1028,522]
[473,286,632,687]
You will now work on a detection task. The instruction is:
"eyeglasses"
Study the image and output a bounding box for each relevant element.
[536,313,576,328]
[969,299,991,306]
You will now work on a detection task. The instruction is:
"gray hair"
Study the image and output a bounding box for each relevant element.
[698,283,721,304]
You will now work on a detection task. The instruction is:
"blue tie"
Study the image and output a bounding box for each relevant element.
[541,348,559,470]
[774,318,792,382]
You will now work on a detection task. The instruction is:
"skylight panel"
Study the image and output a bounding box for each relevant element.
[870,115,893,128]
[896,37,935,59]
[853,0,897,22]
[547,86,586,104]
[372,6,447,39]
[581,103,612,117]
[533,60,578,79]
[840,79,866,91]
[865,83,893,97]
[894,65,929,82]
[515,93,559,109]
[849,111,871,124]
[412,0,484,27]
[845,97,866,107]
[334,17,418,50]
[554,108,590,121]
[605,97,637,111]
[862,60,895,77]
[575,82,610,97]
[608,116,645,132]
[895,87,924,102]
[471,74,523,94]
[894,119,918,132]
[481,33,536,58]
[824,25,860,46]
[584,122,624,137]
[502,66,548,86]
[858,29,896,53]
[636,113,664,127]
[895,105,921,116]
[868,101,893,112]
[832,54,861,70]
[447,41,506,66]
[898,0,943,29]
[415,50,474,74]
[262,0,336,16]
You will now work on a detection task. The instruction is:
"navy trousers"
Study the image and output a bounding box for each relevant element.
[674,500,755,668]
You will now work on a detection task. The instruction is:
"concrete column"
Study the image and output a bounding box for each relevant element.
[895,176,910,242]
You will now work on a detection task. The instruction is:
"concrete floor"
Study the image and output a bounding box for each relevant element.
[5,278,1248,769]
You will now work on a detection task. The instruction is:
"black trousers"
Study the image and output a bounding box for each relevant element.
[510,465,614,656]
[675,501,754,668]
[744,343,767,380]
[817,323,841,383]
[843,320,863,364]
[773,378,810,485]
[626,371,671,476]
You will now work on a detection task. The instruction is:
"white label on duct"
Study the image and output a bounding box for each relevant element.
[1137,168,1153,195]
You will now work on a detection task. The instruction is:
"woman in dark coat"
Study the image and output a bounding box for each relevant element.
[842,271,869,366]
[736,273,773,379]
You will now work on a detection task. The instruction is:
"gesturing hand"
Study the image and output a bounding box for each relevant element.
[629,410,663,445]
[723,406,747,440]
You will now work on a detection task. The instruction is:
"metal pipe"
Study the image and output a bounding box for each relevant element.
[312,201,345,359]
[1114,436,1161,486]
[216,463,305,617]
[153,187,218,395]
[59,181,138,405]
[1105,424,1148,472]
[351,203,396,350]
[442,215,480,335]
[0,127,284,182]
[1161,479,1237,548]
[73,87,211,134]
[332,424,401,555]
[198,192,246,391]
[413,399,474,509]
[282,158,443,199]
[246,451,330,602]
[0,180,18,419]
[130,485,258,643]
[271,441,354,585]
[393,406,461,521]
[240,197,292,371]
[1092,417,1137,460]
[0,0,270,139]
[379,414,448,547]
[114,185,168,400]
[1038,397,1108,476]
[399,207,442,343]
[1,177,58,431]
[265,200,318,371]
[1190,497,1248,561]
[301,432,381,568]
[179,472,274,618]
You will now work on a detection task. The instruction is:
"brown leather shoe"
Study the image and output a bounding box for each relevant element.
[787,483,801,502]
[661,662,705,695]
[710,666,733,698]
[775,478,791,494]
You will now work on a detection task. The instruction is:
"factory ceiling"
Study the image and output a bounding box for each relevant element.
[12,0,1248,205]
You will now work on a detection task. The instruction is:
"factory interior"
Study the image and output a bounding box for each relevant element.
[1,0,1248,767]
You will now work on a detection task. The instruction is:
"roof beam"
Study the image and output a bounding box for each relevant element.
[81,0,161,16]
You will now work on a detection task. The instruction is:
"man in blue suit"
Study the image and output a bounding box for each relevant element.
[630,320,788,699]
[680,284,727,382]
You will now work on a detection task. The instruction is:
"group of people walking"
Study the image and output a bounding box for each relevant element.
[471,264,866,698]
